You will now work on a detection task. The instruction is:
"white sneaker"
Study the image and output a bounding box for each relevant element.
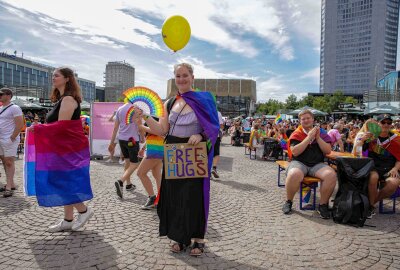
[48,220,73,232]
[119,159,125,165]
[72,207,94,231]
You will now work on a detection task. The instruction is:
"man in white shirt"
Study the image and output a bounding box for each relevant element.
[0,88,24,197]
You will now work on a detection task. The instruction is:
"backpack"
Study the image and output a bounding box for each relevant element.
[332,157,374,227]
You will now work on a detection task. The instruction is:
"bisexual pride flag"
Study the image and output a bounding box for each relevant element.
[24,120,93,207]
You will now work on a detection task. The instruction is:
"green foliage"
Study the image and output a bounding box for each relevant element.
[256,99,285,115]
[256,90,357,115]
[285,94,299,110]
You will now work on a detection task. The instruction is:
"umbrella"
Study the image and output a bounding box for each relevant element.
[364,104,400,115]
[81,100,91,110]
[287,106,328,116]
[12,98,45,110]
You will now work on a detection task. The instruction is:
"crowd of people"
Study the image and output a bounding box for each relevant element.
[1,62,400,258]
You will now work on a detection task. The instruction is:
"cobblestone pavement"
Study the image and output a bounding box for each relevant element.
[1,137,400,269]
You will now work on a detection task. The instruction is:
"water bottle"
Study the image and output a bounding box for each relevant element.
[355,145,363,158]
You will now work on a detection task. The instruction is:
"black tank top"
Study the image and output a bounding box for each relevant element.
[46,95,81,123]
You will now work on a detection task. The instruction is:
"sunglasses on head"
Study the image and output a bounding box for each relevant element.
[381,120,392,125]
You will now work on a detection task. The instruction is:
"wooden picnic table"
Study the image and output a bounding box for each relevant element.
[325,151,355,160]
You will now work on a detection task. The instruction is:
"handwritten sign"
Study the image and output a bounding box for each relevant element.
[164,142,208,179]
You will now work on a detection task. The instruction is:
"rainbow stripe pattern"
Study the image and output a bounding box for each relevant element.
[123,86,164,117]
[24,120,93,207]
[125,106,135,124]
[146,134,164,159]
[274,113,282,124]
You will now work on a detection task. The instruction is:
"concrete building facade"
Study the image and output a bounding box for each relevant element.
[320,0,399,95]
[104,61,135,101]
[167,78,257,117]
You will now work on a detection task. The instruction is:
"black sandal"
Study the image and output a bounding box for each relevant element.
[170,243,187,253]
[0,186,16,192]
[190,242,205,257]
[3,189,13,198]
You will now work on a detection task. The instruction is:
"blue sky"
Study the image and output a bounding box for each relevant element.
[1,0,323,101]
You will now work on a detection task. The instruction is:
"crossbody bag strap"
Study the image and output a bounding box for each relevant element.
[0,103,14,116]
[165,103,187,143]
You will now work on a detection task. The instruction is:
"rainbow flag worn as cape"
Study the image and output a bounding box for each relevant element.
[24,120,93,207]
[367,131,400,161]
[146,134,164,159]
[275,114,282,124]
[287,126,332,159]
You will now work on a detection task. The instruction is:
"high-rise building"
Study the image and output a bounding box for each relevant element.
[95,86,105,102]
[104,61,135,101]
[167,78,257,116]
[320,0,399,95]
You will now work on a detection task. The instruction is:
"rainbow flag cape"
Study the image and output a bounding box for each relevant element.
[367,131,400,161]
[274,114,282,124]
[177,90,219,230]
[146,134,164,159]
[24,120,93,207]
[287,126,332,159]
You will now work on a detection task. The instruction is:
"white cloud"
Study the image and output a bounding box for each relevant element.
[301,67,320,84]
[257,76,308,102]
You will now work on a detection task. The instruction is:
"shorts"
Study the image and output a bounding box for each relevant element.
[287,160,329,178]
[0,137,19,157]
[214,137,221,157]
[119,140,139,163]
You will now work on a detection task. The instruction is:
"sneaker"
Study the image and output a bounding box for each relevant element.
[115,180,123,198]
[141,195,156,210]
[282,200,293,214]
[48,220,73,232]
[211,168,219,179]
[105,158,113,163]
[318,204,331,219]
[126,184,136,191]
[367,206,376,219]
[119,159,125,165]
[72,207,94,231]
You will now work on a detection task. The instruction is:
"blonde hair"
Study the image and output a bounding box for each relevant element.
[174,63,194,75]
[298,109,314,119]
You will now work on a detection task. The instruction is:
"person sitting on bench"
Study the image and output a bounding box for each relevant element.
[282,109,336,219]
[353,115,400,218]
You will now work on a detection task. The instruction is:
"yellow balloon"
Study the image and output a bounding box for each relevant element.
[162,15,191,52]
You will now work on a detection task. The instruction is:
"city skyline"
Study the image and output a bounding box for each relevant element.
[1,0,399,102]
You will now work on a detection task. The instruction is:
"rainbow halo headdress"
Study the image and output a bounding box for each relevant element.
[123,86,165,117]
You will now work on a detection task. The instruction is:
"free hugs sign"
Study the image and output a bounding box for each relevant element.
[164,142,208,179]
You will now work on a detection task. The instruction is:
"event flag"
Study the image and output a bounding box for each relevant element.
[274,114,283,124]
[24,120,93,207]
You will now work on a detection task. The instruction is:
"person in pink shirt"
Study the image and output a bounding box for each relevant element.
[328,124,344,152]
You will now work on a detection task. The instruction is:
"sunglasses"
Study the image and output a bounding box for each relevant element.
[381,121,392,125]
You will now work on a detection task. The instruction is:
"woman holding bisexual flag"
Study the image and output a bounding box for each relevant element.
[25,67,93,232]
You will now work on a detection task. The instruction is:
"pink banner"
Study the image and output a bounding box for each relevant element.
[91,102,123,140]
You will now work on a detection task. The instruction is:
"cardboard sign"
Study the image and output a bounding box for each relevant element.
[164,142,208,179]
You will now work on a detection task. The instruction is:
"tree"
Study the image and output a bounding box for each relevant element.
[299,95,315,107]
[285,94,299,110]
[313,96,329,112]
[256,99,285,115]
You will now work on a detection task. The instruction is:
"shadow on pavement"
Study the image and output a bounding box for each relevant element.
[172,249,269,269]
[218,156,233,172]
[217,180,266,193]
[29,230,118,269]
[206,225,223,241]
[0,193,32,216]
